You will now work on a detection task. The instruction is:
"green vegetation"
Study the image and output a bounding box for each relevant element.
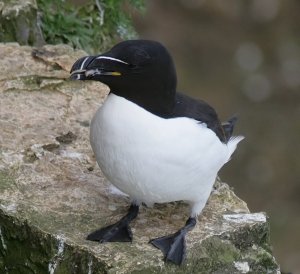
[37,0,144,53]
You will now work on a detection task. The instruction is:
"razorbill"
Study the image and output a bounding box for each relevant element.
[70,40,244,265]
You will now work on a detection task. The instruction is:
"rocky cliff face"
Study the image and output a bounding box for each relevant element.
[0,43,280,273]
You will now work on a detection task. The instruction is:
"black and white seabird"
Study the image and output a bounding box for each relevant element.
[70,40,244,265]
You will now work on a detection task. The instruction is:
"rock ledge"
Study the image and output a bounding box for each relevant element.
[0,43,280,273]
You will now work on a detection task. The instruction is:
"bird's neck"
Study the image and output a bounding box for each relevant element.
[110,87,176,118]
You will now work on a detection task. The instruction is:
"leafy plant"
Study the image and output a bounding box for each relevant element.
[37,0,144,53]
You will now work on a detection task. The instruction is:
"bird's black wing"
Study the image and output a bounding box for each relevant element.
[172,92,231,143]
[221,116,238,142]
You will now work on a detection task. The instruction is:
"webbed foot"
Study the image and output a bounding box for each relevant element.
[86,222,133,242]
[87,204,139,243]
[149,217,196,265]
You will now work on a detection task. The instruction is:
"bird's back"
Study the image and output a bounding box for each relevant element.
[172,93,229,143]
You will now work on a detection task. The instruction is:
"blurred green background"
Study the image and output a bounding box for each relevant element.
[49,0,300,272]
[134,1,300,273]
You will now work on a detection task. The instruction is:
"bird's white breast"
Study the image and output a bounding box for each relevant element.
[90,94,242,214]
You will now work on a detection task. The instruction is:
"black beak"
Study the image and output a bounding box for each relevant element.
[70,55,127,80]
[70,56,95,80]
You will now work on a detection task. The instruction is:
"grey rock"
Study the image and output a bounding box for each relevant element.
[0,43,280,273]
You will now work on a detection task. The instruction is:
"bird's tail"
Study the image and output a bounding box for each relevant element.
[222,116,238,142]
[226,135,245,160]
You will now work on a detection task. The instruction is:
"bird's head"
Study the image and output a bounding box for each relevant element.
[70,40,177,116]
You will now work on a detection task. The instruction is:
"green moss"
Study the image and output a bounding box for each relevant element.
[36,0,145,53]
[0,170,16,191]
[186,237,241,273]
[0,212,53,273]
[242,246,278,273]
[203,237,240,263]
[256,252,278,273]
[0,210,108,273]
[221,222,270,251]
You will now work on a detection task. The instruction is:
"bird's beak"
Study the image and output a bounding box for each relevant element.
[70,55,95,80]
[70,69,87,80]
[70,68,121,80]
[84,69,122,77]
[70,55,125,80]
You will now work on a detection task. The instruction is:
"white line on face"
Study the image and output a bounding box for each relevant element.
[95,56,129,65]
[80,56,90,70]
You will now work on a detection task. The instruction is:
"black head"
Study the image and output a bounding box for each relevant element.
[70,40,177,117]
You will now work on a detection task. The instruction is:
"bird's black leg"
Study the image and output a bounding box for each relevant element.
[149,217,196,265]
[86,204,139,243]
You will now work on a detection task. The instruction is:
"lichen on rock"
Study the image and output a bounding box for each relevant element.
[0,43,280,273]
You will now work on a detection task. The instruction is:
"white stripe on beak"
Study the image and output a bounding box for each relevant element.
[95,56,129,65]
[70,69,86,76]
[80,56,90,70]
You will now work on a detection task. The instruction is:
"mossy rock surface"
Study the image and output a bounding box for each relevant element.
[0,43,280,273]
